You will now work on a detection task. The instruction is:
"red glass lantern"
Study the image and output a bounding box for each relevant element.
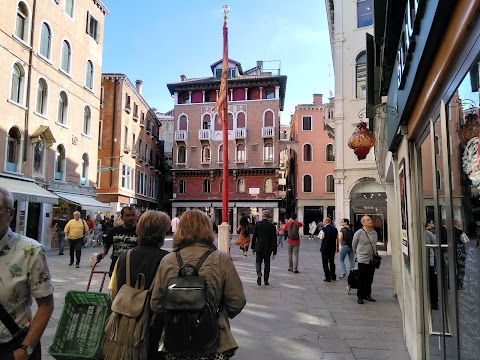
[458,113,480,144]
[348,122,376,160]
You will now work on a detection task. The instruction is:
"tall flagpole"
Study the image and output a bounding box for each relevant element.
[217,5,230,252]
[221,5,229,224]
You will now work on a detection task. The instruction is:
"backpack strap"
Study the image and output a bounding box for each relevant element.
[175,249,213,276]
[194,250,213,274]
[126,249,132,286]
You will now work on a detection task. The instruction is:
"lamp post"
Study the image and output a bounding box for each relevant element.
[217,5,231,253]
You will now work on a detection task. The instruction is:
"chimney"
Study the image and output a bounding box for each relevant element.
[180,74,187,82]
[313,93,323,106]
[135,80,143,95]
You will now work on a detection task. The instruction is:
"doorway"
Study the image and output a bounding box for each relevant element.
[26,202,41,241]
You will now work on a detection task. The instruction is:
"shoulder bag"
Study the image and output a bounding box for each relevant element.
[364,229,381,269]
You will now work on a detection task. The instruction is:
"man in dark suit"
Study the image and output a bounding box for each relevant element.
[251,210,277,286]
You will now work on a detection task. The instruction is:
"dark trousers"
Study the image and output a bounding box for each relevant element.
[109,255,119,277]
[0,330,41,360]
[429,266,438,306]
[58,230,65,254]
[255,252,271,282]
[321,251,336,280]
[357,262,375,299]
[69,237,83,265]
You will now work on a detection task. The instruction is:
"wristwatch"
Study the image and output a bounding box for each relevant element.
[19,344,34,357]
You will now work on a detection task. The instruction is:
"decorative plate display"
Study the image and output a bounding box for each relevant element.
[462,136,480,188]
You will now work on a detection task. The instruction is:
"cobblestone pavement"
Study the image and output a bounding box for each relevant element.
[39,235,410,360]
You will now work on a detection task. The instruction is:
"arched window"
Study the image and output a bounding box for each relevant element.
[434,135,441,156]
[57,91,68,124]
[303,174,312,193]
[83,106,91,135]
[326,174,335,193]
[236,144,246,162]
[65,0,75,17]
[264,178,273,193]
[303,144,312,161]
[179,114,188,130]
[326,143,335,161]
[178,179,186,194]
[11,63,25,104]
[228,113,233,130]
[218,144,223,163]
[356,52,367,98]
[202,114,211,130]
[39,22,52,59]
[54,145,66,181]
[177,145,186,164]
[81,153,89,186]
[61,40,71,73]
[203,179,211,193]
[16,2,29,41]
[6,128,21,172]
[237,178,245,193]
[237,112,246,128]
[36,78,48,115]
[202,145,211,163]
[264,142,273,162]
[357,0,373,28]
[264,110,274,127]
[85,60,94,89]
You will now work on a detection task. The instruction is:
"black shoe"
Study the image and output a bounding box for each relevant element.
[69,262,73,266]
[59,252,64,255]
[357,298,364,304]
[288,268,293,272]
[365,296,376,302]
[294,270,299,274]
[264,281,269,286]
[332,276,336,281]
[324,278,331,282]
[257,277,261,286]
[431,303,439,310]
[75,264,79,268]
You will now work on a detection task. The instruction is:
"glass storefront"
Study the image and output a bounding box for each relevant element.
[416,56,480,359]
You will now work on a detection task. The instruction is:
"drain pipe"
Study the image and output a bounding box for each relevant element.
[24,0,38,162]
[110,79,118,187]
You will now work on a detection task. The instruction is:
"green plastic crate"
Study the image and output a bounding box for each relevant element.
[48,291,111,360]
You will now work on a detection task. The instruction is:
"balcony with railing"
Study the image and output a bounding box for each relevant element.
[262,126,275,138]
[198,129,211,140]
[175,130,188,141]
[235,128,246,140]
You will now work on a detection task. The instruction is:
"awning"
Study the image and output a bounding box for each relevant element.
[54,192,111,211]
[0,177,58,204]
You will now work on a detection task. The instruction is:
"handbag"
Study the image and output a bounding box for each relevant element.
[0,302,41,359]
[364,229,381,269]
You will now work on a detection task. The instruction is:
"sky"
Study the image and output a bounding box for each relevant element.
[100,0,333,124]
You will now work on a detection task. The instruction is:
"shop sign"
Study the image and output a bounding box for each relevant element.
[397,0,427,90]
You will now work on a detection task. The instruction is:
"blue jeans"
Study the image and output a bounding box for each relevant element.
[277,234,284,248]
[339,245,354,275]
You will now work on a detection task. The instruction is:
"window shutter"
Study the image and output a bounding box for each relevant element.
[95,20,100,43]
[86,11,90,34]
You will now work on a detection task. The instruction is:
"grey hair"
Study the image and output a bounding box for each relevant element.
[0,186,14,208]
[73,211,81,216]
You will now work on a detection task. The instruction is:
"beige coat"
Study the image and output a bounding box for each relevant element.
[150,243,247,354]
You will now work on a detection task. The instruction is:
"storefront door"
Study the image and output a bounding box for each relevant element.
[26,202,41,241]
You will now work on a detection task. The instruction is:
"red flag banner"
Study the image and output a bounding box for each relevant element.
[213,17,228,125]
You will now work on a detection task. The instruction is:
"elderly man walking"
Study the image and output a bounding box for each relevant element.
[251,210,277,286]
[0,186,54,359]
[319,218,338,282]
[64,211,89,268]
[352,215,379,304]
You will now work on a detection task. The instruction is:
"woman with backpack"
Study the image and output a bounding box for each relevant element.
[338,218,355,279]
[104,210,171,360]
[150,210,246,360]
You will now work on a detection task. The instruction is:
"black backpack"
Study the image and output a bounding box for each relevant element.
[288,222,300,240]
[162,249,224,354]
[344,228,354,247]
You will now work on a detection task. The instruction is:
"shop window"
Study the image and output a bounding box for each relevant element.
[357,0,373,28]
[356,52,367,98]
[302,116,312,131]
[11,63,25,104]
[264,178,273,193]
[326,143,335,161]
[57,91,68,125]
[237,178,245,193]
[85,60,94,90]
[177,145,186,164]
[61,40,71,73]
[54,145,66,181]
[178,179,186,194]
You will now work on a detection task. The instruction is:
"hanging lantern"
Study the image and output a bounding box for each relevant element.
[348,122,376,160]
[458,113,480,144]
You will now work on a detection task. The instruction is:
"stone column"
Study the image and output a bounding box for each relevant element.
[202,90,205,103]
[218,222,231,253]
[275,86,280,99]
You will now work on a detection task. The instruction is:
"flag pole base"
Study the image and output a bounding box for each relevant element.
[218,222,231,253]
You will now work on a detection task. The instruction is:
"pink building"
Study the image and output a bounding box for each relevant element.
[291,94,335,226]
[167,59,287,230]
